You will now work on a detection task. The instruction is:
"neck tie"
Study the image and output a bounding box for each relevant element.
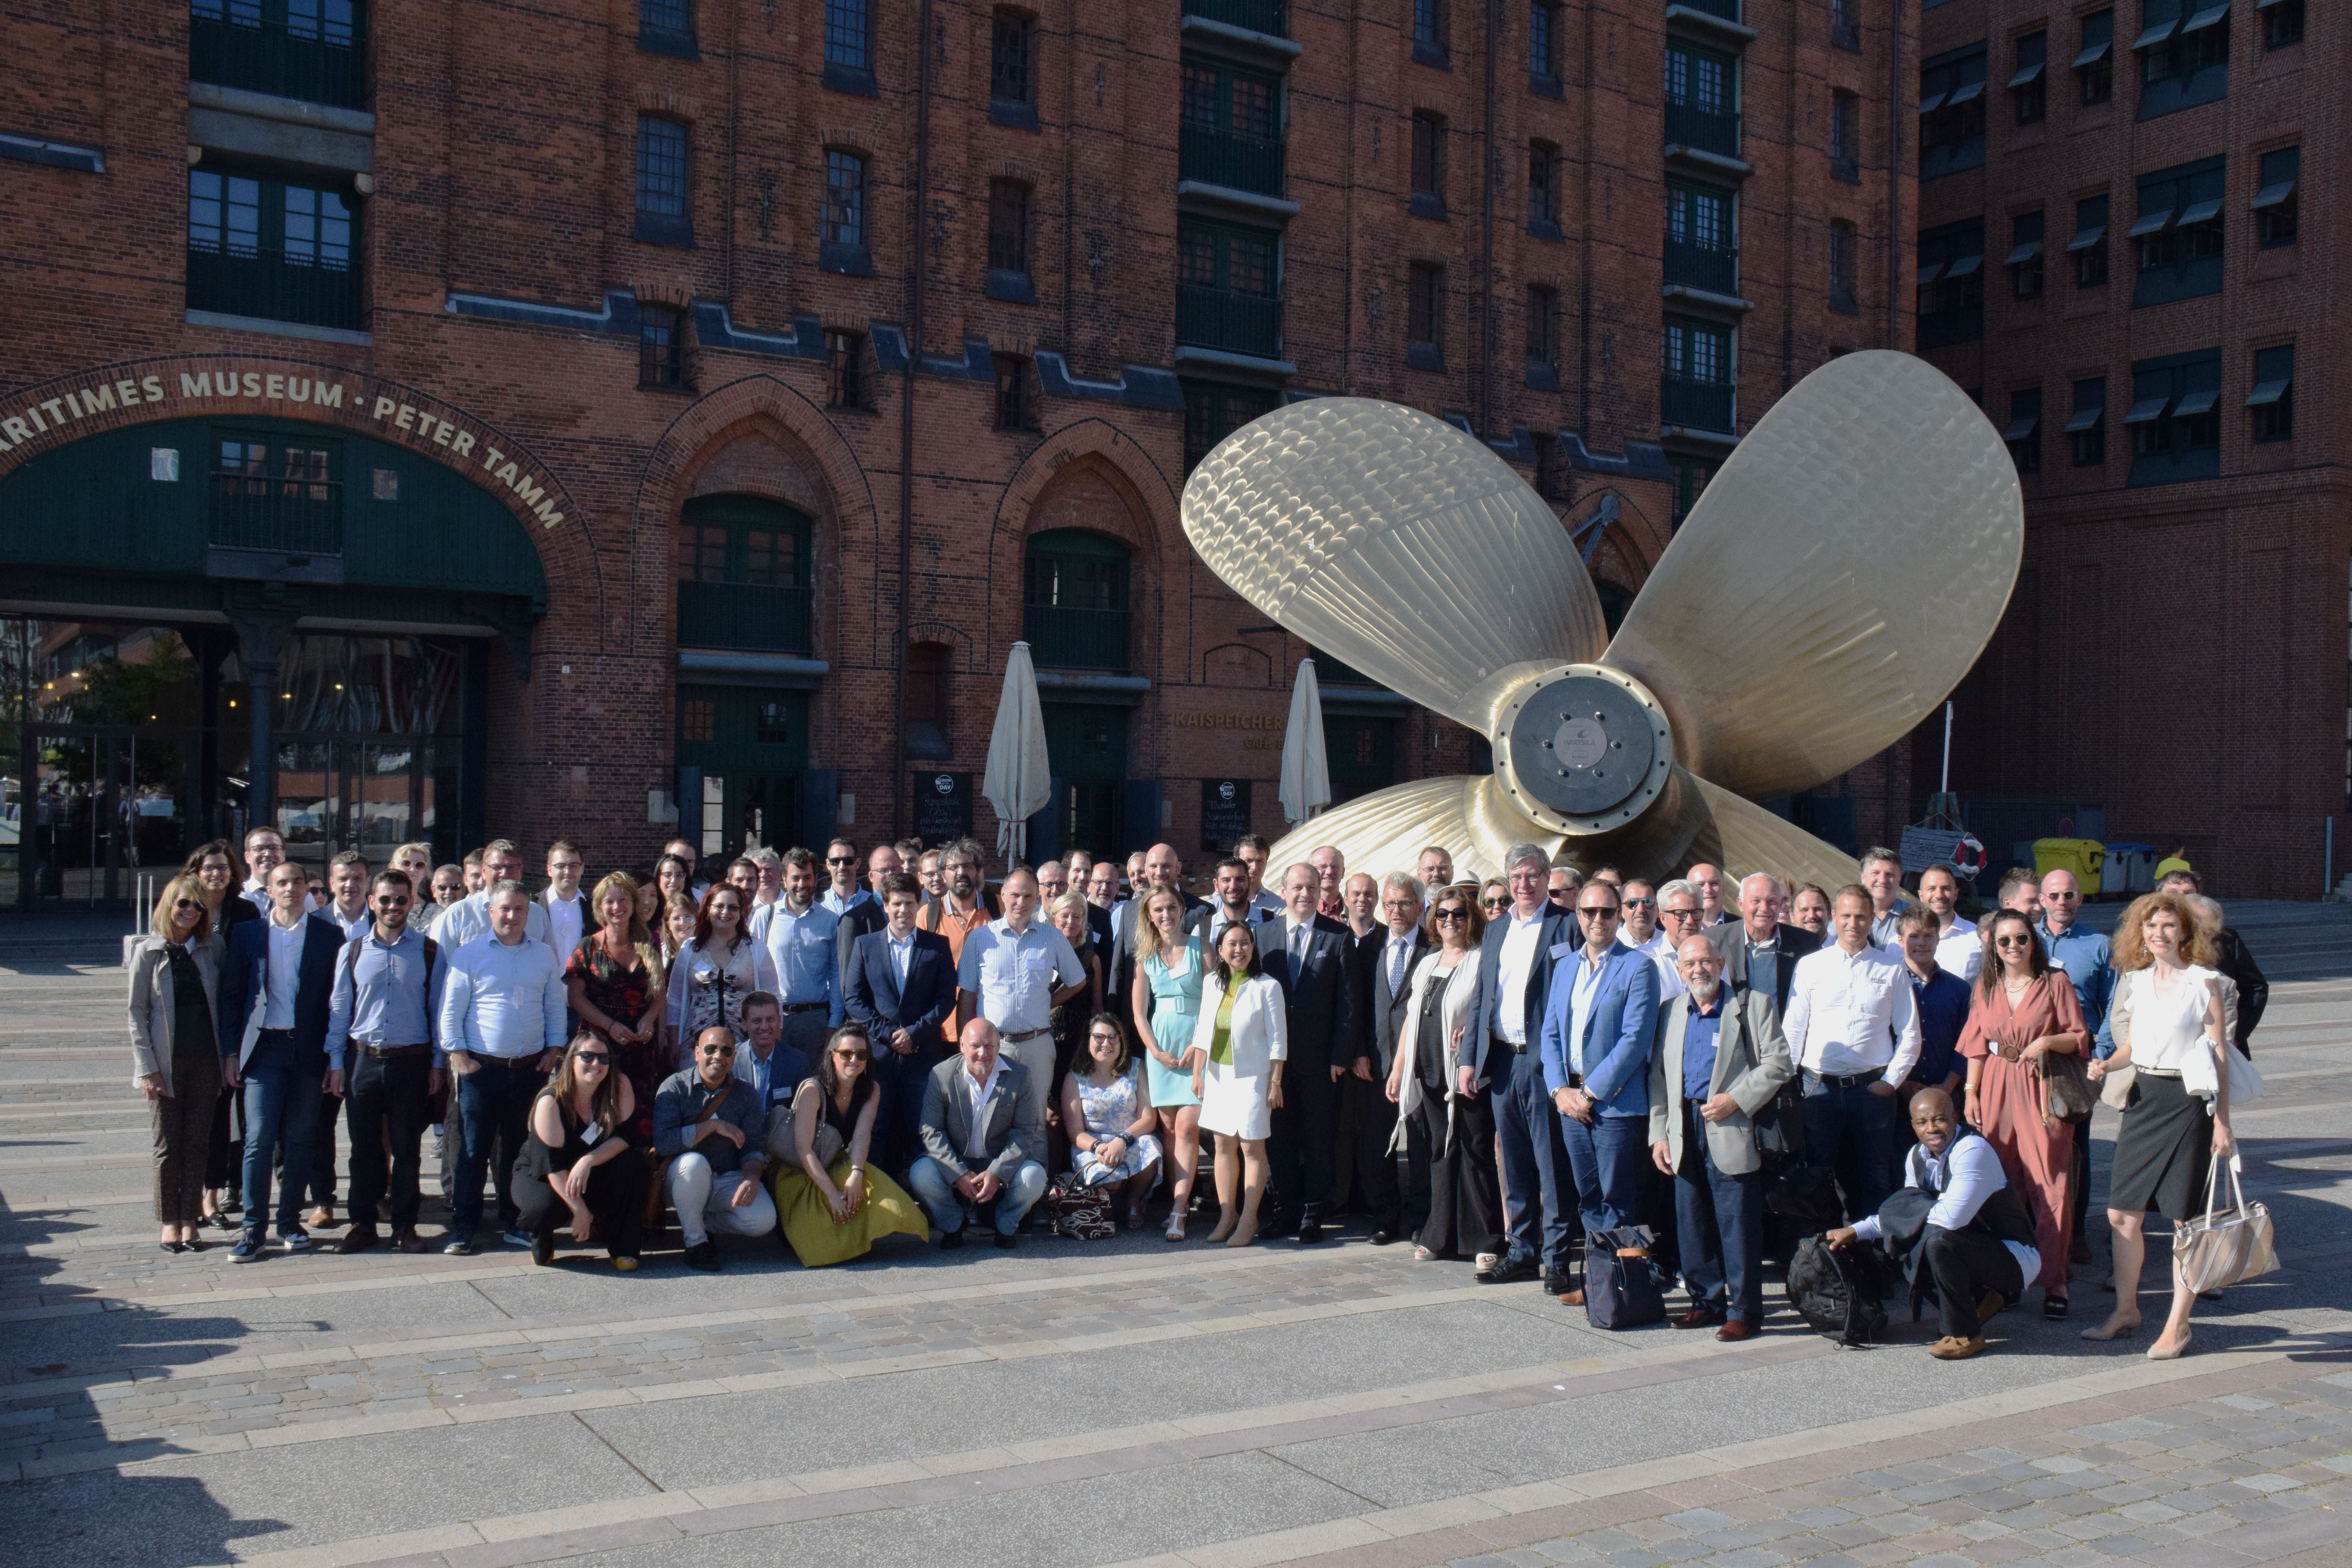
[1390,940,1408,994]
[1291,924,1308,976]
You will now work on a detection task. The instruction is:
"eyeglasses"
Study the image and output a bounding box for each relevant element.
[575,1051,611,1065]
[1432,907,1467,922]
[826,856,856,866]
[2045,890,2081,901]
[172,898,204,912]
[1577,906,1621,920]
[831,1048,869,1062]
[1660,906,1699,921]
[699,1043,737,1057]
[1621,897,1656,910]
[1993,935,2034,949]
[1480,897,1508,910]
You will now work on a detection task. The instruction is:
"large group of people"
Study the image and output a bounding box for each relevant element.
[127,822,2265,1361]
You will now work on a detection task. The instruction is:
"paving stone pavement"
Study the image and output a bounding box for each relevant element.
[1,902,2347,1568]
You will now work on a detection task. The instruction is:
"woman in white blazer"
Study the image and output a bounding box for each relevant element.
[1385,885,1501,1267]
[128,874,226,1254]
[1186,922,1287,1248]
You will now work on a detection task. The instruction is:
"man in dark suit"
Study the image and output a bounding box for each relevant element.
[220,858,347,1262]
[834,844,900,994]
[1259,860,1361,1243]
[1705,872,1822,1024]
[1108,843,1207,1016]
[844,871,958,1173]
[1463,844,1577,1290]
[1362,871,1432,1243]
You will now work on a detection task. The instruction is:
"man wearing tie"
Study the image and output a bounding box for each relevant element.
[1463,844,1577,1290]
[1364,872,1431,1243]
[1261,862,1361,1243]
[845,872,957,1174]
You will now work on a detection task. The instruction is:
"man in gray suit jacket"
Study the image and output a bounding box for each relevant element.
[907,1019,1048,1249]
[1648,935,1793,1339]
[1356,872,1432,1243]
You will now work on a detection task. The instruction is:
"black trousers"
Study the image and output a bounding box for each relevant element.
[346,1050,433,1233]
[1342,1074,1402,1229]
[1921,1225,2025,1340]
[205,1078,244,1197]
[1269,1057,1339,1220]
[514,1138,647,1259]
[1414,1085,1502,1258]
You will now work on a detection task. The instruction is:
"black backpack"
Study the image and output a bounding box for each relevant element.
[1788,1234,1891,1347]
[1584,1225,1667,1330]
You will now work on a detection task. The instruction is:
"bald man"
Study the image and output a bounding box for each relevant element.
[1108,842,1206,1016]
[1310,845,1347,920]
[1685,864,1729,927]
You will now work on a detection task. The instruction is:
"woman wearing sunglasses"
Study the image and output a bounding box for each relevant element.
[774,1024,928,1266]
[1386,886,1501,1267]
[515,1034,646,1269]
[1957,910,2089,1320]
[129,874,227,1254]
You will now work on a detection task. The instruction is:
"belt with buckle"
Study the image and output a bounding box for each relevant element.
[780,1001,828,1014]
[1488,1032,1528,1054]
[1003,1026,1051,1044]
[359,1042,431,1060]
[1804,1068,1879,1089]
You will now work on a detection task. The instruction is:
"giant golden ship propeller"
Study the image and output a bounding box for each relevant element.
[1178,350,2024,887]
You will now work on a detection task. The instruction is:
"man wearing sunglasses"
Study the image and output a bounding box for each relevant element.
[653,1025,779,1269]
[323,871,443,1255]
[1464,844,1577,1289]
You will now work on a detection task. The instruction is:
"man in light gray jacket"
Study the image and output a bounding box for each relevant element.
[1648,935,1793,1339]
[909,1019,1047,1249]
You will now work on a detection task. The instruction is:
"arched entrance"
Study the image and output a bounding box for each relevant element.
[2,404,550,906]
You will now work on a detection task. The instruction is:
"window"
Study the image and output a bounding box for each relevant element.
[2005,387,2042,474]
[2007,210,2045,298]
[1182,380,1279,472]
[2262,0,2305,48]
[2254,146,2298,247]
[1668,456,1717,529]
[1916,218,1985,347]
[1407,261,1445,368]
[1410,111,1446,215]
[640,0,695,56]
[1919,43,1988,180]
[820,149,870,272]
[679,697,716,744]
[1176,219,1282,358]
[825,329,866,409]
[1829,220,1858,312]
[2011,31,2047,123]
[1024,529,1132,670]
[1414,0,1447,62]
[1530,2,1563,83]
[994,354,1034,431]
[986,179,1033,300]
[823,0,871,78]
[1528,142,1560,235]
[2125,350,2221,486]
[2076,10,2114,104]
[187,168,362,330]
[907,641,953,757]
[1666,179,1737,296]
[1525,285,1557,381]
[2067,377,2106,466]
[2071,194,2110,287]
[634,116,692,246]
[1666,43,1739,160]
[1831,0,1861,49]
[1180,58,1284,196]
[189,0,364,108]
[1829,91,1860,181]
[2249,345,2292,442]
[1663,315,1735,433]
[2131,156,2224,307]
[991,10,1036,109]
[676,497,815,653]
[2135,0,2228,119]
[639,304,684,388]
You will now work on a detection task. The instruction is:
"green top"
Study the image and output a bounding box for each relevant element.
[1210,986,1240,1066]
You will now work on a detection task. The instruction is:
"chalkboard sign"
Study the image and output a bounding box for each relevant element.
[911,771,973,847]
[1200,778,1252,854]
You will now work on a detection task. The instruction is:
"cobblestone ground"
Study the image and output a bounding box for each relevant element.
[2,904,2346,1568]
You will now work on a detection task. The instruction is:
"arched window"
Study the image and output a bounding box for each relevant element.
[907,640,953,759]
[1022,528,1130,670]
[676,495,813,653]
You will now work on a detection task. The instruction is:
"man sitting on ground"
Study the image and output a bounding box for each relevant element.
[908,1019,1047,1249]
[652,1025,779,1270]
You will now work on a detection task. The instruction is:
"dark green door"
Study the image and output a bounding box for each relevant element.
[677,686,808,858]
[1042,703,1126,860]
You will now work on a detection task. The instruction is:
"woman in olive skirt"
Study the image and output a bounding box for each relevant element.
[2086,893,2234,1359]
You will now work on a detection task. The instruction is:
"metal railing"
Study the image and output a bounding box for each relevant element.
[189,5,367,109]
[1662,374,1735,432]
[186,247,364,330]
[676,580,815,653]
[210,478,344,553]
[1665,101,1741,159]
[1181,0,1286,36]
[1176,284,1282,359]
[1022,605,1131,671]
[1665,238,1739,296]
[1178,127,1286,198]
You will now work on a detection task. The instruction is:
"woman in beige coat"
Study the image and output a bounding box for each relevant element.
[129,873,225,1252]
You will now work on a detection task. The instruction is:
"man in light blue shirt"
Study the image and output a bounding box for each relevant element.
[820,837,869,917]
[436,882,567,1254]
[324,870,443,1254]
[432,840,550,948]
[956,868,1086,1134]
[762,847,844,1060]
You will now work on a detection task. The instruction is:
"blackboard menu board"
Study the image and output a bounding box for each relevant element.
[1200,778,1252,854]
[911,771,973,846]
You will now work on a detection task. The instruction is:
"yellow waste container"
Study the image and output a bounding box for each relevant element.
[2032,837,2107,889]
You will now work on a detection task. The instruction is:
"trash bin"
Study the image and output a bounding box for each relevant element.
[2102,842,2157,899]
[2032,837,2107,890]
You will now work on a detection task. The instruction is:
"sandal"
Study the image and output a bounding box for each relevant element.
[2043,1296,2069,1321]
[1164,1215,1187,1243]
[1413,1245,1437,1262]
[1124,1207,1146,1231]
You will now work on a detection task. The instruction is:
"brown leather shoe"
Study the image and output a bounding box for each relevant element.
[307,1206,335,1230]
[334,1227,379,1255]
[1715,1319,1759,1342]
[391,1229,430,1254]
[1672,1307,1727,1330]
[1557,1288,1585,1307]
[1929,1334,1987,1360]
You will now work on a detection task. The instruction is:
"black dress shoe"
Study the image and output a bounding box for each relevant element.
[1477,1256,1539,1285]
[1370,1229,1399,1247]
[938,1229,964,1250]
[684,1241,722,1271]
[530,1232,555,1267]
[1542,1269,1576,1297]
[993,1229,1018,1250]
[1294,1219,1326,1245]
[336,1227,381,1256]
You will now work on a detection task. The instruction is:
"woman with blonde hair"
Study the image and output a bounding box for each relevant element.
[1187,921,1287,1247]
[1132,886,1205,1239]
[1386,884,1499,1266]
[566,871,666,1142]
[128,873,225,1253]
[514,1034,645,1270]
[2085,892,2232,1358]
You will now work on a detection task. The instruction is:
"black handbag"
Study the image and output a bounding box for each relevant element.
[1584,1225,1666,1330]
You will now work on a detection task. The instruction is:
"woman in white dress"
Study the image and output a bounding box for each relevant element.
[2086,892,2233,1359]
[1185,922,1287,1248]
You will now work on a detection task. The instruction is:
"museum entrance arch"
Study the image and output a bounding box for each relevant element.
[2,408,550,907]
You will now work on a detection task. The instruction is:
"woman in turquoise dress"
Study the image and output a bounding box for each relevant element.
[1131,887,1204,1240]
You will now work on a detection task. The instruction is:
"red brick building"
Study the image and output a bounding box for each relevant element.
[1910,0,2346,897]
[0,0,1913,900]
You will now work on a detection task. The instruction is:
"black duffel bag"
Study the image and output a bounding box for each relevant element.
[1584,1225,1667,1330]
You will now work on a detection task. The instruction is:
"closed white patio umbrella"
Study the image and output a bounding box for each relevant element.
[1278,656,1332,825]
[981,640,1053,866]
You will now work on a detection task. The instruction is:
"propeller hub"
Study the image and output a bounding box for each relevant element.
[1492,664,1674,835]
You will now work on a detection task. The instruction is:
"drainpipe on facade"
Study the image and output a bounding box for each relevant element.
[1886,12,1902,350]
[895,0,936,841]
[1479,0,1500,438]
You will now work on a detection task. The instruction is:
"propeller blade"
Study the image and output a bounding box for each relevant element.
[1183,397,1609,734]
[1683,775,1865,895]
[1265,775,1560,886]
[1602,350,2022,798]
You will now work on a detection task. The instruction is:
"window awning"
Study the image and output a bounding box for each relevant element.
[2009,61,2047,86]
[2250,179,2297,210]
[2064,405,2105,432]
[2067,223,2107,251]
[2123,396,2172,424]
[2004,413,2040,441]
[2128,207,2177,237]
[2246,377,2291,407]
[1916,260,1945,286]
[2181,3,2230,32]
[2072,40,2112,66]
[1917,90,1949,114]
[2256,0,2291,9]
[2178,197,2224,226]
[1943,253,1984,278]
[1945,79,1986,105]
[2132,18,2180,48]
[2005,239,2044,265]
[2172,388,2220,417]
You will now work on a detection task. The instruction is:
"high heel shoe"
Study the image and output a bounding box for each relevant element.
[2081,1316,2141,1342]
[2147,1327,2193,1361]
[1225,1211,1259,1248]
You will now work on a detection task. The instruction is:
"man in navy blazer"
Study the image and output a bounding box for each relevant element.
[1463,844,1578,1290]
[1539,880,1660,1300]
[219,859,348,1260]
[844,871,958,1173]
[1258,861,1362,1242]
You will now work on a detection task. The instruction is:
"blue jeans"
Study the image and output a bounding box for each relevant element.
[452,1055,544,1238]
[1800,1073,1900,1223]
[1492,1044,1572,1271]
[1557,1108,1644,1249]
[1672,1105,1765,1323]
[238,1030,322,1239]
[907,1156,1047,1236]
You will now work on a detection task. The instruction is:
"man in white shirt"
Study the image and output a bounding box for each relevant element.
[1783,886,1922,1222]
[1916,864,1980,980]
[325,851,372,938]
[909,1020,1048,1248]
[1686,863,1730,927]
[541,840,589,963]
[437,882,567,1254]
[957,868,1087,1138]
[1617,878,1688,1002]
[434,840,550,949]
[1465,844,1576,1289]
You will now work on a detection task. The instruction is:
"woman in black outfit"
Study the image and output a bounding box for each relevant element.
[184,840,259,1229]
[514,1034,646,1270]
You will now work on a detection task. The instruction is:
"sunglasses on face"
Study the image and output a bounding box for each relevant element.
[576,1052,611,1066]
[699,1044,737,1057]
[172,898,204,912]
[826,856,855,867]
[1578,906,1621,919]
[1994,935,2033,949]
[831,1047,869,1062]
[2046,891,2080,900]
[1481,897,1508,909]
[1433,908,1467,922]
[1621,897,1656,910]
